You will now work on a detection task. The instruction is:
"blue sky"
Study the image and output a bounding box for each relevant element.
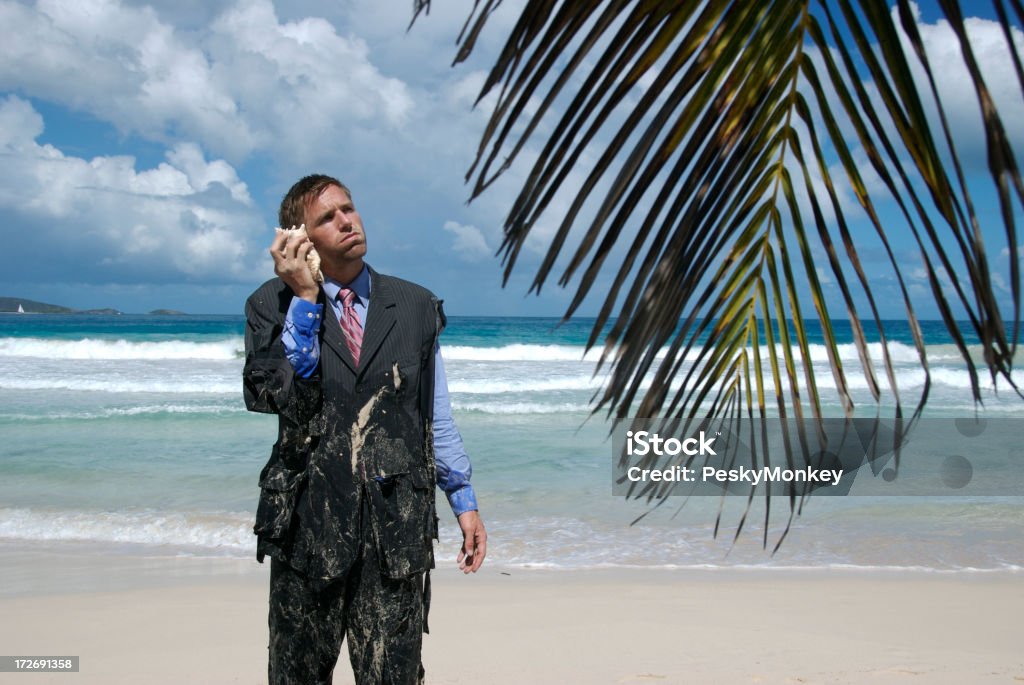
[0,0,1021,317]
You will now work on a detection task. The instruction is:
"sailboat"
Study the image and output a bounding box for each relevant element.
[17,304,24,314]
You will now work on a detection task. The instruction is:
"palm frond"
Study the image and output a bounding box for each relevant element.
[414,0,1024,544]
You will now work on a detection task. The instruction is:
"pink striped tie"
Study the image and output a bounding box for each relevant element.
[338,288,363,366]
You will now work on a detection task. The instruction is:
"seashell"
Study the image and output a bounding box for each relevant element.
[275,224,323,284]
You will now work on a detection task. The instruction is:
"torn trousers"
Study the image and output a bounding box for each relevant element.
[267,498,425,685]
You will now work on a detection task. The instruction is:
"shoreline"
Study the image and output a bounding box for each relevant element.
[0,553,1020,684]
[2,540,1021,600]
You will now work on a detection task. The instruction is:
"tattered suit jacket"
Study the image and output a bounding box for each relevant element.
[242,267,444,586]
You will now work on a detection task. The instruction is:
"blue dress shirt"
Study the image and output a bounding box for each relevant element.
[281,266,478,517]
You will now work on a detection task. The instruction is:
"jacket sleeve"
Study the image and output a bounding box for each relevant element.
[243,287,322,425]
[419,296,446,423]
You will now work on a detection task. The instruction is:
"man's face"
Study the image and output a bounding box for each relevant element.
[303,184,367,263]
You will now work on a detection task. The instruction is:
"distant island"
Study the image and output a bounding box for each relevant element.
[0,297,188,316]
[80,308,124,315]
[0,297,75,314]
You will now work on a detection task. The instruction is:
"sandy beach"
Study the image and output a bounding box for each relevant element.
[0,552,1020,684]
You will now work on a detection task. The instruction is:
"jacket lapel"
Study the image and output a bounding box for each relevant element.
[359,268,397,375]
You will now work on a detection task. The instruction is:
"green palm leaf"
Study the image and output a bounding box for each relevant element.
[414,0,1023,543]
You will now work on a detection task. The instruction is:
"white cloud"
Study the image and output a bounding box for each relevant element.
[796,5,1024,251]
[0,0,563,314]
[991,271,1010,294]
[0,95,263,283]
[166,143,251,204]
[443,220,492,260]
[0,0,413,163]
[0,0,545,259]
[908,262,962,295]
[895,3,1024,167]
[999,244,1024,260]
[0,91,43,147]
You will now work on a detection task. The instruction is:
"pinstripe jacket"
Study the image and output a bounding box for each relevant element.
[243,266,444,584]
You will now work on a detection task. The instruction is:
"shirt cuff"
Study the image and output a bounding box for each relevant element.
[287,297,322,335]
[446,483,478,518]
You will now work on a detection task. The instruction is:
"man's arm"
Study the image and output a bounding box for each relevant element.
[432,344,487,573]
[242,230,323,419]
[282,298,323,378]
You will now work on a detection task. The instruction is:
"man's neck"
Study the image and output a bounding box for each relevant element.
[323,258,365,286]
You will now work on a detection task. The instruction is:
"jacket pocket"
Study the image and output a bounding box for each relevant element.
[254,465,307,541]
[368,467,432,578]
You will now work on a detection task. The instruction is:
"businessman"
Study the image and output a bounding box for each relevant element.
[243,174,486,684]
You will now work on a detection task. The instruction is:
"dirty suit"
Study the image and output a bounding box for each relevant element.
[243,267,444,684]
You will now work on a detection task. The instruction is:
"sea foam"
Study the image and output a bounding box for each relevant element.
[0,337,243,360]
[0,508,254,554]
[0,336,977,368]
[0,378,240,394]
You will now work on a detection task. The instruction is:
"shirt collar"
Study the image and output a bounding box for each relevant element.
[323,264,371,304]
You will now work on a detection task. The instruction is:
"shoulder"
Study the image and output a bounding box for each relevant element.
[373,271,437,305]
[372,270,445,334]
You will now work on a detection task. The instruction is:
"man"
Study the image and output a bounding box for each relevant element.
[243,174,486,684]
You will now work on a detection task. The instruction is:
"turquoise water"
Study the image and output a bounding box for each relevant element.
[0,313,1021,572]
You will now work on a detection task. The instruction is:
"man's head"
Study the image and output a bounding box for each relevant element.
[279,174,367,281]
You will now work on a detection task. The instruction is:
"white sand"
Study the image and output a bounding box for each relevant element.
[0,553,1021,684]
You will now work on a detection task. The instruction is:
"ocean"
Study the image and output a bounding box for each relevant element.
[0,313,1021,578]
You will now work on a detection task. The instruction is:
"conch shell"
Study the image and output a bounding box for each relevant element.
[275,224,323,284]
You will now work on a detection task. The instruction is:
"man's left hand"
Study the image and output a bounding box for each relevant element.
[456,510,487,573]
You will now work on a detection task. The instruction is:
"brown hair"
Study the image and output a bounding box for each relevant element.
[278,174,351,229]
